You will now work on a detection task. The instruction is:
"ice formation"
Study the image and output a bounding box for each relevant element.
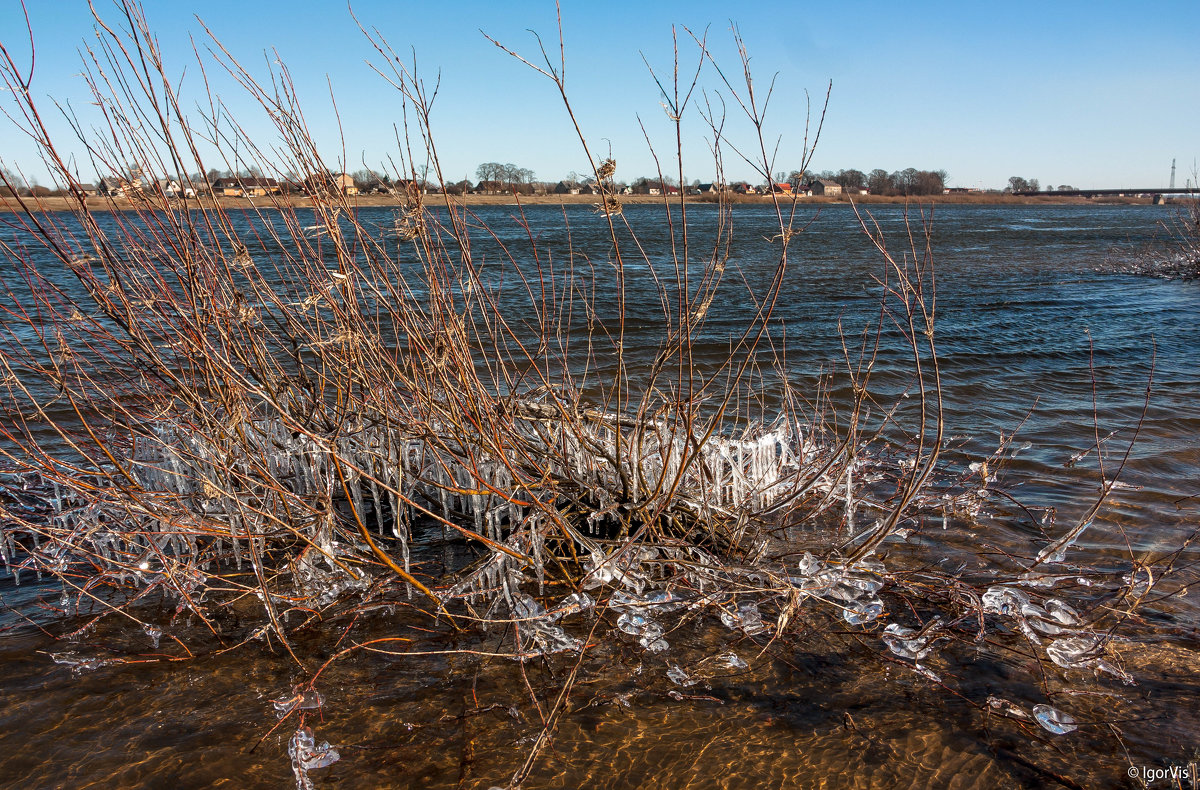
[0,385,1136,743]
[274,689,326,718]
[289,727,339,790]
[1032,704,1078,735]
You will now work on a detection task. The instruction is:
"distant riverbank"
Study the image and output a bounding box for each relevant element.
[1,191,1183,214]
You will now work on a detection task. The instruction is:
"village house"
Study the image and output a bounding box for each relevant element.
[632,181,680,196]
[211,176,280,197]
[157,179,196,198]
[359,177,390,194]
[300,172,357,197]
[392,178,430,196]
[809,178,842,197]
[473,180,504,195]
[553,180,582,195]
[96,176,128,197]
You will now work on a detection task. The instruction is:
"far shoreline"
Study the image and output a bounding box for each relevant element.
[1,191,1187,215]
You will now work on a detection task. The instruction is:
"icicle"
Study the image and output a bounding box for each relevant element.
[844,458,854,534]
[345,463,365,531]
[1035,519,1094,565]
[437,475,449,518]
[530,516,545,594]
[368,478,385,536]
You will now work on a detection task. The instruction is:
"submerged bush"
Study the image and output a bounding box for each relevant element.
[0,3,1183,787]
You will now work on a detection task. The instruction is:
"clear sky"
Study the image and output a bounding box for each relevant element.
[1,1,1197,190]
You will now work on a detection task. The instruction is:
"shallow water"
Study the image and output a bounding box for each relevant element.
[2,202,1199,788]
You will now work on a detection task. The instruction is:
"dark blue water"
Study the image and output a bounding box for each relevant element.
[2,201,1198,788]
[453,202,1200,547]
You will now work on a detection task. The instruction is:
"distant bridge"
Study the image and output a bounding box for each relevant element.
[1013,187,1195,198]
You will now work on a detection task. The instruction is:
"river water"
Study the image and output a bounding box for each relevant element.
[1,201,1198,788]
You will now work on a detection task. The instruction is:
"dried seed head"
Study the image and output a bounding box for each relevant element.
[232,244,253,269]
[394,207,424,241]
[233,304,259,325]
[595,193,623,217]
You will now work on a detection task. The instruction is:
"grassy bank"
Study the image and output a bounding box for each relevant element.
[0,190,1175,214]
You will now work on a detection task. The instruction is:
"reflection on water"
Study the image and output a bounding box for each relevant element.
[2,202,1199,787]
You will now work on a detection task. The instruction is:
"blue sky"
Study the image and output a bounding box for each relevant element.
[1,1,1197,189]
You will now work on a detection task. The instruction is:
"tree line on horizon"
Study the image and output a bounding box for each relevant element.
[462,164,957,196]
[3,162,1064,199]
[782,167,948,197]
